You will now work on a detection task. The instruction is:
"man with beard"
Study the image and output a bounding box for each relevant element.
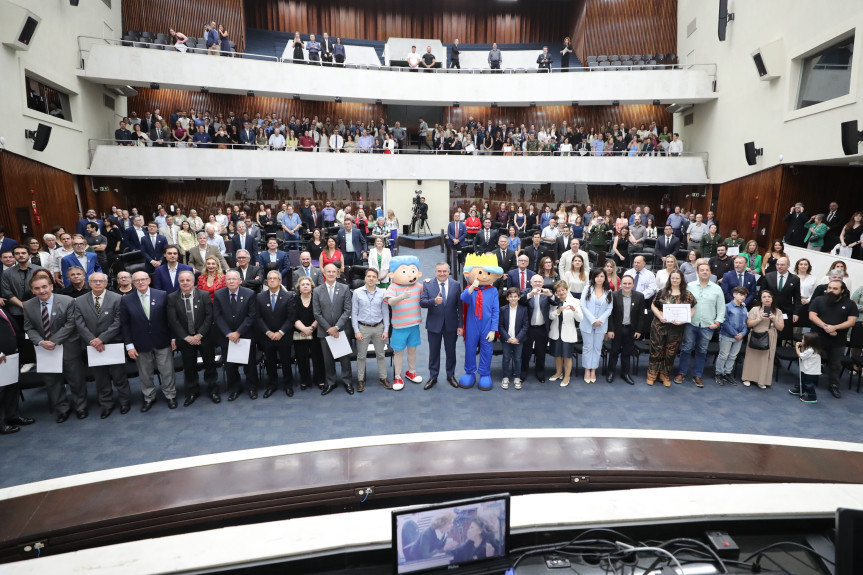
[809,280,857,399]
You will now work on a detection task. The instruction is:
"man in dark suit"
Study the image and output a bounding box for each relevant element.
[336,218,367,267]
[149,121,170,147]
[153,245,193,294]
[721,256,758,306]
[60,236,102,286]
[238,121,256,149]
[76,209,104,236]
[300,199,313,227]
[783,203,809,247]
[291,251,323,287]
[823,201,844,252]
[520,275,553,382]
[231,221,259,264]
[507,254,536,291]
[312,263,353,395]
[214,270,259,401]
[168,270,220,406]
[606,275,646,385]
[757,256,800,341]
[232,249,264,292]
[259,237,290,274]
[74,273,131,418]
[472,218,498,255]
[0,226,18,255]
[139,221,168,273]
[256,271,296,397]
[304,204,322,231]
[0,306,32,434]
[420,263,462,389]
[446,213,466,274]
[654,225,680,265]
[23,275,86,422]
[522,231,544,272]
[123,216,147,252]
[494,235,517,274]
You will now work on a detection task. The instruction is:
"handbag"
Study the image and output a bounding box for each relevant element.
[748,329,770,351]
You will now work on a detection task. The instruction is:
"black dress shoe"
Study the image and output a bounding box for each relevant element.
[622,374,635,385]
[248,389,258,400]
[119,404,131,415]
[100,407,114,419]
[184,393,199,407]
[140,400,155,413]
[536,375,545,383]
[286,387,294,397]
[424,378,437,390]
[227,391,240,402]
[263,388,275,399]
[300,383,308,390]
[606,372,615,383]
[210,393,221,404]
[8,417,35,426]
[321,385,336,396]
[0,424,20,434]
[76,409,89,420]
[830,385,842,399]
[167,398,178,409]
[56,411,71,423]
[344,384,355,395]
[447,376,459,388]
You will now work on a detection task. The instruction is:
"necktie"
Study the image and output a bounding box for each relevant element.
[231,292,237,307]
[140,293,150,319]
[305,267,310,277]
[240,236,245,250]
[440,282,446,303]
[239,268,245,281]
[778,275,784,291]
[42,301,51,339]
[485,230,489,243]
[738,274,743,286]
[635,270,641,288]
[520,271,525,290]
[0,308,14,335]
[184,294,195,333]
[271,293,277,309]
[328,285,334,302]
[94,295,101,314]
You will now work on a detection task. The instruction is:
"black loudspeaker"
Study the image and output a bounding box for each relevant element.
[32,124,52,152]
[752,52,768,77]
[840,120,862,156]
[743,141,762,166]
[718,0,734,42]
[17,16,39,45]
[70,0,80,5]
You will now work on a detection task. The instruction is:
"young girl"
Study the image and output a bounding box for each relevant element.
[792,332,822,404]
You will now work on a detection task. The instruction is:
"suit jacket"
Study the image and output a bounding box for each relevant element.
[609,289,646,335]
[304,210,322,230]
[494,247,517,274]
[555,234,575,260]
[230,232,259,263]
[239,128,256,147]
[120,288,172,351]
[74,290,123,346]
[312,281,351,338]
[232,265,264,292]
[153,263,194,294]
[213,287,257,340]
[758,271,801,317]
[149,126,170,145]
[784,211,809,245]
[186,244,229,274]
[419,278,462,334]
[824,210,845,237]
[23,294,81,353]
[522,244,545,271]
[167,288,213,339]
[259,249,290,273]
[721,271,758,306]
[0,237,19,254]
[654,234,680,258]
[291,265,323,288]
[60,252,102,286]
[336,228,367,254]
[499,304,529,342]
[158,224,181,245]
[139,233,168,271]
[0,308,16,356]
[446,221,467,248]
[507,268,536,290]
[579,289,614,335]
[256,289,296,336]
[473,229,499,254]
[76,218,104,236]
[123,226,146,251]
[519,288,552,328]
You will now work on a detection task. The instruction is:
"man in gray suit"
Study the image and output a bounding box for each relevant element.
[186,231,229,274]
[23,274,87,422]
[74,273,131,418]
[290,251,323,287]
[312,263,353,395]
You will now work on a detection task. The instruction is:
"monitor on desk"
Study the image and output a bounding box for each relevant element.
[392,493,511,575]
[836,507,863,575]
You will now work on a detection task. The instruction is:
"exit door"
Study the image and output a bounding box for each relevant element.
[16,207,34,240]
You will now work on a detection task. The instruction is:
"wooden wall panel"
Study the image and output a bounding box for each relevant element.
[443,105,673,133]
[127,89,387,128]
[244,0,575,44]
[0,153,79,243]
[582,0,677,60]
[122,0,246,53]
[714,167,784,251]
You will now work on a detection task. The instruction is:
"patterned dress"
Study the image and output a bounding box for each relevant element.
[647,290,697,384]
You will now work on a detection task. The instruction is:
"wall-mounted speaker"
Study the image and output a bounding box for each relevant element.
[24,124,52,152]
[718,0,734,42]
[750,39,784,81]
[840,120,862,156]
[744,141,762,166]
[1,4,41,51]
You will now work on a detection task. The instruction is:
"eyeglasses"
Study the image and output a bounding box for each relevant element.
[132,278,149,283]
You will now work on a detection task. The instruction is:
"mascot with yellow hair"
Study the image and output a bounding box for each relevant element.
[459,253,503,391]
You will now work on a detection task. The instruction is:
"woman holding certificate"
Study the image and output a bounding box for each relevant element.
[741,289,784,389]
[647,271,696,386]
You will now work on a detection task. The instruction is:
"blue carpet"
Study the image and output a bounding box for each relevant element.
[3,246,863,489]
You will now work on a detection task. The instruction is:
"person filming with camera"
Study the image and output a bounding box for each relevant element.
[410,193,429,234]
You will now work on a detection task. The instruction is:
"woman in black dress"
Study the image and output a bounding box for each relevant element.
[292,32,304,64]
[293,276,325,389]
[560,37,573,71]
[840,211,863,260]
[761,239,787,276]
[526,203,538,230]
[307,228,324,266]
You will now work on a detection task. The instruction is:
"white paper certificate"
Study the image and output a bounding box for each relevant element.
[35,344,64,373]
[226,338,252,364]
[663,304,691,323]
[726,246,740,257]
[0,354,20,387]
[325,333,353,359]
[87,343,126,367]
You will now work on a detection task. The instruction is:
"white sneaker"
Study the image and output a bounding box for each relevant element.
[742,380,751,387]
[501,378,509,390]
[514,378,522,390]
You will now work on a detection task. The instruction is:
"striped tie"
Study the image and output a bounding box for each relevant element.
[95,295,101,314]
[41,301,51,339]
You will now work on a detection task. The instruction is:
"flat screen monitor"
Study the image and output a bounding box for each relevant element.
[392,493,511,575]
[836,507,863,575]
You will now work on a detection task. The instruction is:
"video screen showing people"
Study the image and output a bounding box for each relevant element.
[395,497,507,574]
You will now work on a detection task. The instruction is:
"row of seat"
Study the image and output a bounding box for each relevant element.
[122,30,237,54]
[586,53,676,70]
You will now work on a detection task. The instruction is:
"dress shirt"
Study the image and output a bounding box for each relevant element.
[321,207,336,222]
[357,134,375,152]
[666,213,686,231]
[77,253,88,269]
[531,294,545,325]
[40,295,54,325]
[167,264,178,285]
[623,268,657,300]
[687,222,708,242]
[507,305,518,337]
[148,234,159,249]
[622,294,632,325]
[207,235,226,254]
[687,280,726,327]
[133,226,145,240]
[281,213,302,234]
[351,286,389,333]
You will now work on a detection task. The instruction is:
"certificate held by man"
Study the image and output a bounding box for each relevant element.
[663,304,692,324]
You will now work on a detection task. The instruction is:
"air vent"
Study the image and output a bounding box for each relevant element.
[687,18,697,38]
[103,93,115,110]
[683,112,694,126]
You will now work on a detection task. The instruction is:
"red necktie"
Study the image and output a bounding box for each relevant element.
[520,271,525,290]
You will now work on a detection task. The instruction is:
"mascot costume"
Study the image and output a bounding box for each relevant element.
[383,255,424,391]
[459,253,503,391]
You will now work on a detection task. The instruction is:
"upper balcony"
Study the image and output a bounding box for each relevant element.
[77,40,717,108]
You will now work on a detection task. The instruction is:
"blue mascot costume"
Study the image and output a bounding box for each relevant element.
[459,253,503,391]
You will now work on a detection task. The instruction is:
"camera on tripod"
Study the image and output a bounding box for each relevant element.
[412,189,423,214]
